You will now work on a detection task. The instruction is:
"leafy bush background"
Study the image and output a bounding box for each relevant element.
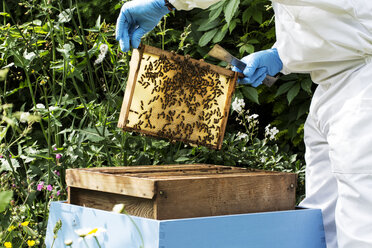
[0,0,314,246]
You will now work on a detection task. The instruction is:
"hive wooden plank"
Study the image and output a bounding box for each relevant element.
[118,45,237,150]
[154,173,297,219]
[66,168,156,199]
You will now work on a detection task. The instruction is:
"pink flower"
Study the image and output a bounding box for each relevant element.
[53,147,57,151]
[37,181,44,191]
[47,185,53,191]
[54,170,60,176]
[56,190,60,196]
[0,155,3,158]
[56,154,62,159]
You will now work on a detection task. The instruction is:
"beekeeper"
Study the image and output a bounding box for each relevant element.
[116,1,372,247]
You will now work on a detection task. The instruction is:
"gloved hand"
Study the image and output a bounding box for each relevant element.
[116,0,170,52]
[233,48,283,87]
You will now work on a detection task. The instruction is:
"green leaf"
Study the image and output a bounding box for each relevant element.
[58,8,75,23]
[197,19,220,32]
[174,157,190,162]
[241,86,259,104]
[209,0,226,10]
[208,6,223,22]
[23,225,37,236]
[224,0,240,24]
[0,12,10,17]
[297,102,309,119]
[0,158,20,173]
[229,18,240,33]
[242,8,253,24]
[198,28,219,47]
[0,68,9,81]
[0,191,13,212]
[239,44,254,55]
[79,128,105,142]
[287,83,301,105]
[213,25,228,43]
[275,81,295,97]
[301,78,313,94]
[252,8,263,24]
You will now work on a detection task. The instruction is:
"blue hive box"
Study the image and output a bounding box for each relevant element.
[45,201,326,248]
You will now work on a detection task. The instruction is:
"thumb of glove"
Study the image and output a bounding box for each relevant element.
[131,27,147,49]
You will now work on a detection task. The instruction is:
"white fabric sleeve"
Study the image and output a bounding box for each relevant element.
[168,0,221,10]
[272,0,354,14]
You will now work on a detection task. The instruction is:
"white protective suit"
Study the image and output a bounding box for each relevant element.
[169,0,372,247]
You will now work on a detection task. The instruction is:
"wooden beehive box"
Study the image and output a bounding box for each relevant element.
[118,45,238,150]
[66,164,297,220]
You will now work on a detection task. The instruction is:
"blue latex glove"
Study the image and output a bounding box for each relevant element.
[233,48,283,87]
[116,0,170,52]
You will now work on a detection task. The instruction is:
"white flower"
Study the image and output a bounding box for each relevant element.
[248,114,259,121]
[23,49,36,61]
[94,44,109,65]
[74,228,91,238]
[36,103,45,109]
[112,203,125,213]
[48,106,58,111]
[232,98,245,113]
[265,124,279,140]
[85,227,107,239]
[64,239,73,246]
[236,132,248,140]
[20,112,30,123]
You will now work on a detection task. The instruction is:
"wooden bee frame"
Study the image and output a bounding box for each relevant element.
[118,45,238,150]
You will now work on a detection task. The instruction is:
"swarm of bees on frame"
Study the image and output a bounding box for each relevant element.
[126,52,233,149]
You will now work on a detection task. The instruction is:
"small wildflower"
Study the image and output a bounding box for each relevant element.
[231,98,245,114]
[94,44,109,65]
[0,155,3,158]
[20,112,30,123]
[112,203,125,213]
[64,240,73,246]
[4,242,12,248]
[53,147,57,151]
[56,154,62,160]
[75,228,91,238]
[21,221,30,227]
[27,240,36,247]
[248,114,259,121]
[7,225,16,232]
[236,132,248,140]
[86,227,106,239]
[35,103,45,109]
[39,80,46,85]
[54,170,60,176]
[37,181,44,191]
[56,190,60,196]
[47,185,53,191]
[48,106,57,111]
[265,124,279,141]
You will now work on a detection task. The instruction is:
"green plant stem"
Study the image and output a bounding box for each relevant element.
[2,0,5,25]
[123,209,144,248]
[69,0,96,97]
[94,237,102,248]
[25,72,49,143]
